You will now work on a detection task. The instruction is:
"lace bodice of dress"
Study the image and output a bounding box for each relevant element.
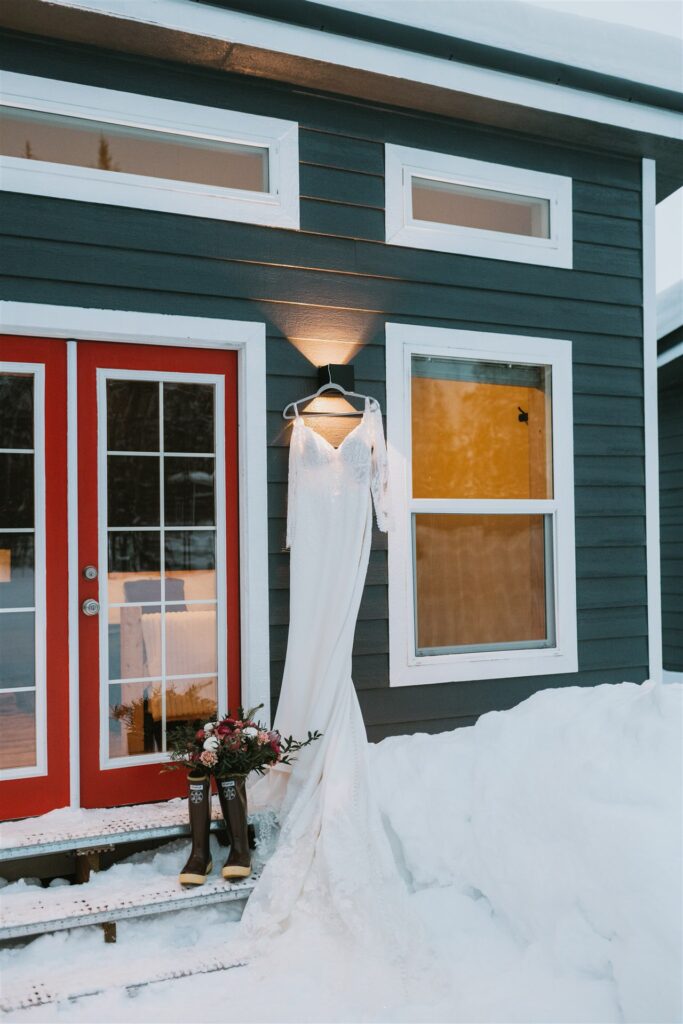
[286,400,391,549]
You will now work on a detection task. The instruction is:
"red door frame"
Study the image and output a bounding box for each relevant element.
[78,342,240,808]
[0,337,70,820]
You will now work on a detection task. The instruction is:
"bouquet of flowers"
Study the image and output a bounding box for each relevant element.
[167,704,321,778]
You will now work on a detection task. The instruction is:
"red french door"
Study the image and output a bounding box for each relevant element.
[78,343,240,808]
[0,337,69,819]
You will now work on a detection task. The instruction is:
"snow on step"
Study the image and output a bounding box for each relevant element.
[1,943,247,1012]
[0,869,258,940]
[0,798,274,861]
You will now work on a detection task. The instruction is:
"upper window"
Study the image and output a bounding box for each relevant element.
[0,73,299,227]
[386,324,578,687]
[385,145,572,267]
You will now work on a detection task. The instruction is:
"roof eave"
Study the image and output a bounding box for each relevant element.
[2,0,682,199]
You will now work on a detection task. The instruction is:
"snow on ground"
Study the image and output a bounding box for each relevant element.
[2,680,681,1024]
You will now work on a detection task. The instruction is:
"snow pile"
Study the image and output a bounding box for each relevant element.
[2,680,681,1023]
[371,680,683,1023]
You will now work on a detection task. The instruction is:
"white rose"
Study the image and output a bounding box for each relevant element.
[242,727,258,738]
[204,723,214,733]
[203,736,219,751]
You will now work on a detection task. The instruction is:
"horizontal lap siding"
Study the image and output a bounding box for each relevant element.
[0,34,649,739]
[659,364,683,671]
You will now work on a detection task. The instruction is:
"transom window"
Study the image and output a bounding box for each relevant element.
[385,145,572,267]
[0,73,299,227]
[386,324,577,686]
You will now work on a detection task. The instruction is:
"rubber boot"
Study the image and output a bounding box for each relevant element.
[178,772,213,886]
[216,776,252,880]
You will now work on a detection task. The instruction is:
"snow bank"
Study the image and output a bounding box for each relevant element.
[371,681,683,1023]
[3,681,680,1024]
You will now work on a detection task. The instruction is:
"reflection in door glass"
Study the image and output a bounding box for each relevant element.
[105,377,220,759]
[0,372,38,772]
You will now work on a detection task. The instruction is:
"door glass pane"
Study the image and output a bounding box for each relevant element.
[108,605,161,681]
[109,680,162,758]
[107,380,159,453]
[107,455,160,527]
[0,612,35,687]
[165,530,216,601]
[166,678,217,740]
[1,106,270,192]
[107,530,161,604]
[412,355,553,499]
[103,376,221,759]
[0,453,34,528]
[163,383,215,453]
[0,373,33,448]
[413,513,553,654]
[412,176,550,238]
[0,533,34,609]
[166,604,218,677]
[0,691,36,770]
[164,457,215,526]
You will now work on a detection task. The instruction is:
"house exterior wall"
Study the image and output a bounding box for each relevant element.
[0,31,650,740]
[658,330,683,673]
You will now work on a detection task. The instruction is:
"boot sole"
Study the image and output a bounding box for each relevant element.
[179,861,213,886]
[221,866,251,880]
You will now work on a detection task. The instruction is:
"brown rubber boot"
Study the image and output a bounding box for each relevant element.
[216,776,251,880]
[178,772,213,886]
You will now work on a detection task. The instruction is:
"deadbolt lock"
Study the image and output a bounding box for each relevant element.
[82,565,98,581]
[81,598,100,617]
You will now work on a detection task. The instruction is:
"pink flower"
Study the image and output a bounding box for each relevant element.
[257,731,269,745]
[195,729,205,741]
[199,751,218,767]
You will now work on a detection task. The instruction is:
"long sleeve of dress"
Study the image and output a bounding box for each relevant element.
[369,405,392,533]
[286,420,299,550]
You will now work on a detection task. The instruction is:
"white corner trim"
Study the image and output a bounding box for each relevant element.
[642,160,663,683]
[386,322,578,687]
[0,301,272,728]
[22,0,682,142]
[385,144,573,267]
[0,72,300,228]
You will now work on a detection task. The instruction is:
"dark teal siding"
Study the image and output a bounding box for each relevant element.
[0,33,650,738]
[659,346,683,672]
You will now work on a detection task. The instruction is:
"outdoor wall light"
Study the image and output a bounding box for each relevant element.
[317,363,355,393]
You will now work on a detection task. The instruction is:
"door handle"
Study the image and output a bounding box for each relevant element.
[81,598,100,617]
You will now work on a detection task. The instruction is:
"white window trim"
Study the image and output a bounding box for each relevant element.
[0,300,270,807]
[0,72,300,228]
[385,145,573,268]
[386,323,578,687]
[0,362,47,781]
[98,367,228,772]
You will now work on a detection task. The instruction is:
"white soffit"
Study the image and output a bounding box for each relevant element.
[314,0,683,95]
[24,0,683,142]
[657,280,683,340]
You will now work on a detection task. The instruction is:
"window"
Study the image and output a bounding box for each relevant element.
[0,363,47,779]
[386,324,577,686]
[385,145,572,267]
[0,74,299,227]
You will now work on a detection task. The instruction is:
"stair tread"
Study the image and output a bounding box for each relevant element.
[0,869,258,938]
[0,798,269,861]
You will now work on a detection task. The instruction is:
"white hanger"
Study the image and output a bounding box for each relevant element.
[282,371,380,420]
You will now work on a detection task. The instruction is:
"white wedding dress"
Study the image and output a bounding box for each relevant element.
[242,400,417,965]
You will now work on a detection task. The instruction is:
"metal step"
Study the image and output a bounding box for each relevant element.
[0,869,258,941]
[0,943,247,1013]
[0,799,274,863]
